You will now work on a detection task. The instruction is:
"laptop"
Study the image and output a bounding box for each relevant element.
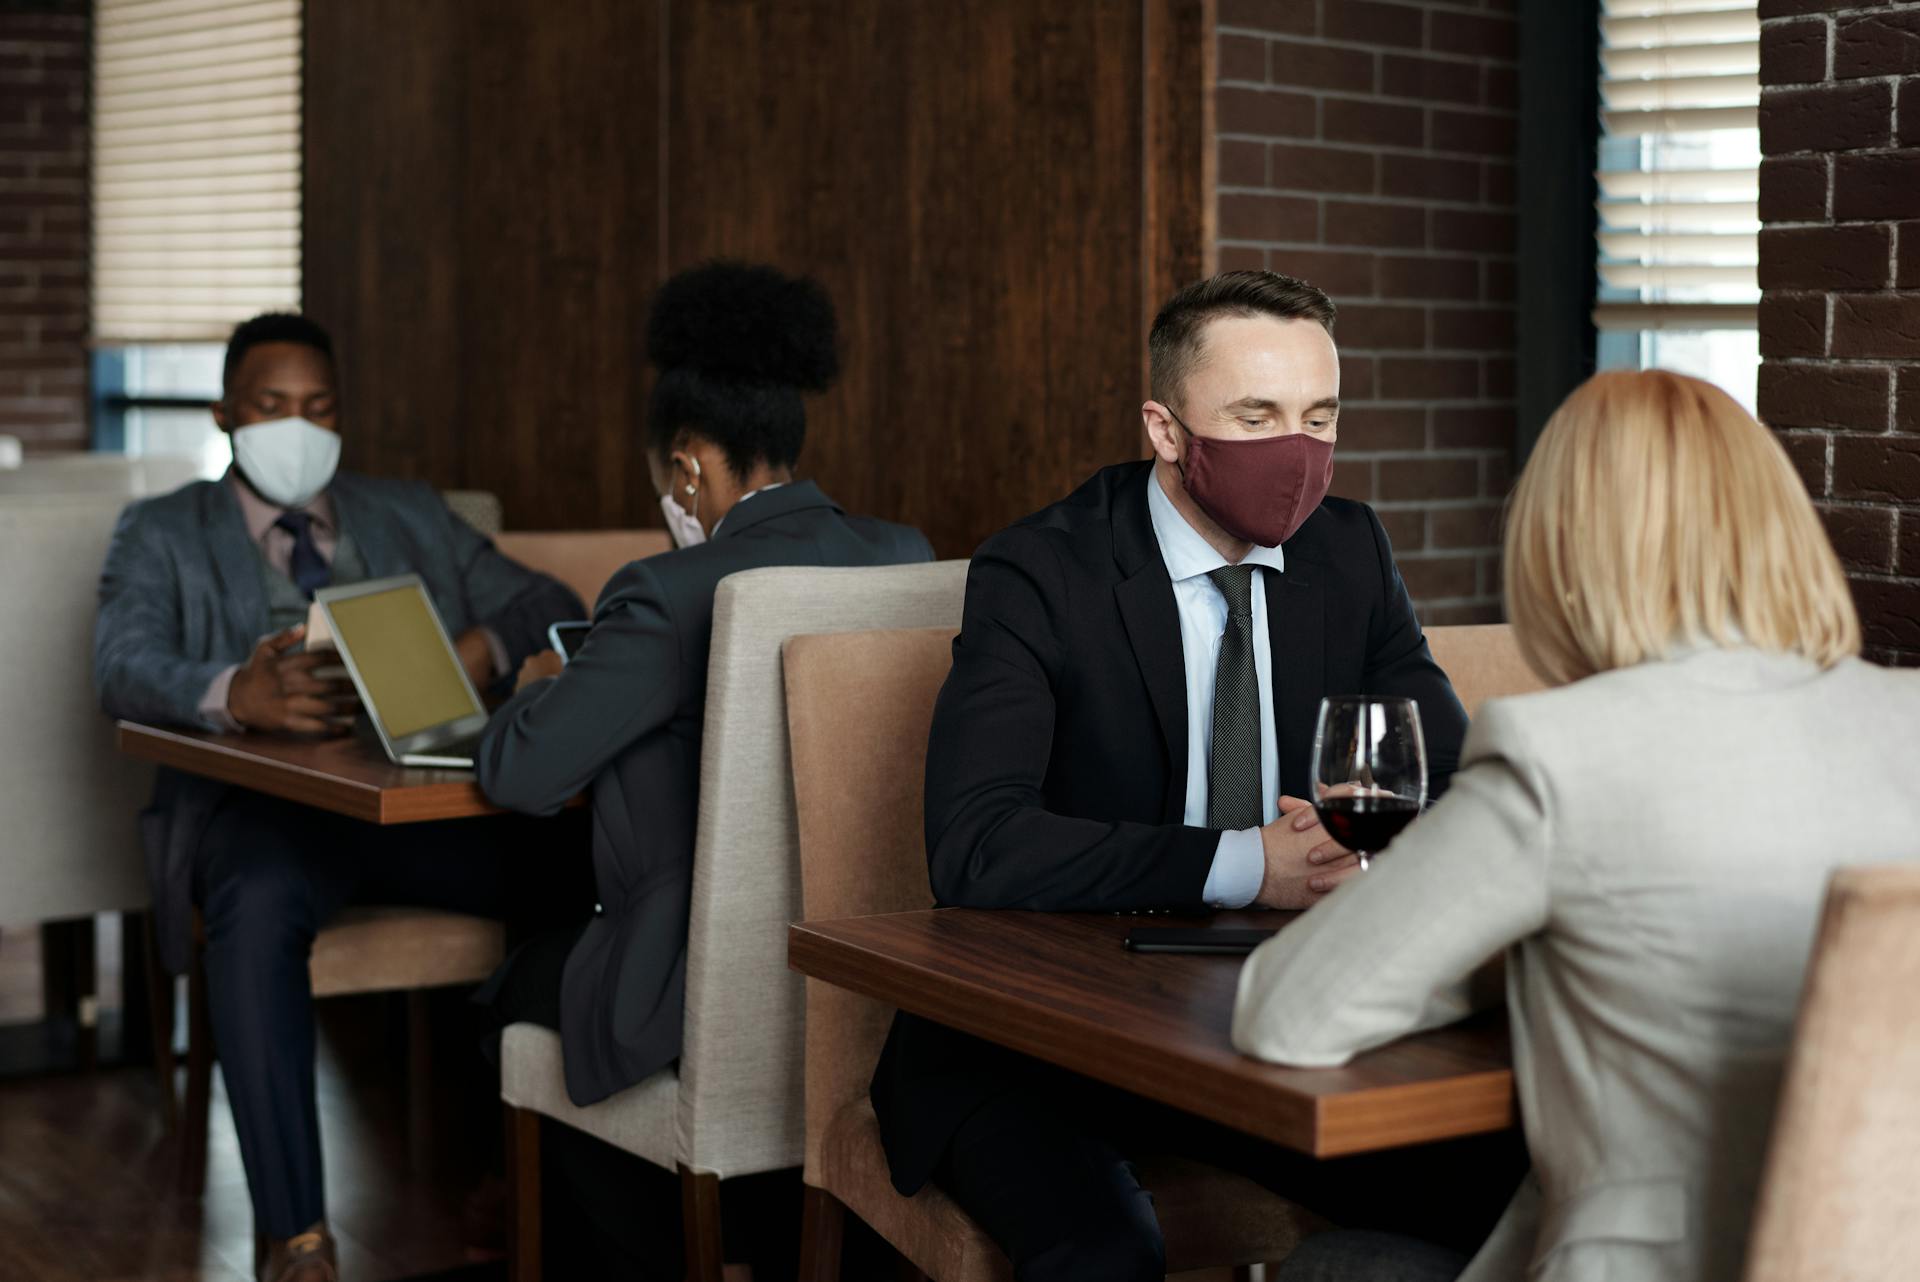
[314,574,490,768]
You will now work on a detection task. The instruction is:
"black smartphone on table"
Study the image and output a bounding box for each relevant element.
[1121,927,1276,955]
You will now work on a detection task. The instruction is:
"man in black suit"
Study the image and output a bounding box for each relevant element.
[871,271,1490,1280]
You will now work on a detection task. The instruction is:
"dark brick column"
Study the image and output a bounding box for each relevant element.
[0,0,89,454]
[1214,0,1519,622]
[1759,0,1920,665]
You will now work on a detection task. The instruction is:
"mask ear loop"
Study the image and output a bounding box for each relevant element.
[681,455,703,528]
[1164,404,1196,484]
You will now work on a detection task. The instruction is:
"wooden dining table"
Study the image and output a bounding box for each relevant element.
[790,907,1515,1158]
[115,721,507,824]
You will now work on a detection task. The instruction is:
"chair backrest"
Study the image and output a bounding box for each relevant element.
[0,452,206,498]
[494,529,672,612]
[0,494,155,926]
[1742,864,1920,1282]
[785,625,957,1183]
[675,561,968,1178]
[440,488,503,536]
[1423,623,1544,717]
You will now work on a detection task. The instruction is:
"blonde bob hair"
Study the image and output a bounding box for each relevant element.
[1504,369,1860,687]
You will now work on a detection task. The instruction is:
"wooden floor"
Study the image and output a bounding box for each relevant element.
[0,922,505,1282]
[0,923,1260,1282]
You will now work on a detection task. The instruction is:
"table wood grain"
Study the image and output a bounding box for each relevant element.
[116,722,504,825]
[789,908,1515,1158]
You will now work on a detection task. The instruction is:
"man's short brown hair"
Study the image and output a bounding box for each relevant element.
[1148,270,1337,406]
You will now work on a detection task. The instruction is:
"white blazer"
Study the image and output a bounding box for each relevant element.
[1232,648,1920,1282]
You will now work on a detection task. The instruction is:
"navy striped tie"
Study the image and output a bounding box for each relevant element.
[274,511,331,600]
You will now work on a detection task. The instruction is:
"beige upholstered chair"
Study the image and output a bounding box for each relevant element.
[1423,623,1543,717]
[0,495,156,930]
[1742,865,1920,1282]
[784,625,1323,1282]
[441,488,505,537]
[494,529,672,612]
[500,561,970,1282]
[0,495,159,1067]
[0,451,206,497]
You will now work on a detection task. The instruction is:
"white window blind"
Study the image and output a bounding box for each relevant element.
[1593,0,1758,333]
[91,0,301,342]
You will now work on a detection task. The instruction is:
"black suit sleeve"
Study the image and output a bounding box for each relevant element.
[475,560,680,815]
[923,528,1219,912]
[1359,505,1469,797]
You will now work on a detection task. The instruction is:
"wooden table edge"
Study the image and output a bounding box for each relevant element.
[115,721,505,825]
[789,917,1514,1157]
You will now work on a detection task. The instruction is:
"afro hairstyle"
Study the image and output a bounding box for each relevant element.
[644,261,839,477]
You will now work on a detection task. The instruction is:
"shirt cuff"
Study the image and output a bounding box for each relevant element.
[1201,827,1265,909]
[482,627,512,681]
[199,664,244,733]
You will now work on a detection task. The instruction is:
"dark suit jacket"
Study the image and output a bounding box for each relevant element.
[93,473,584,974]
[871,460,1468,1193]
[474,481,934,1107]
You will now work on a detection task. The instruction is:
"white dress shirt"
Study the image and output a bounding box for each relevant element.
[1144,468,1281,909]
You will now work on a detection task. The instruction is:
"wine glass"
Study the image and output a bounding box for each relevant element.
[1308,696,1428,870]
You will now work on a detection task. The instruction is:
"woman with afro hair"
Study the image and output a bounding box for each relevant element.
[471,262,931,1270]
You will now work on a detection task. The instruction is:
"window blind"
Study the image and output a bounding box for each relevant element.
[91,0,301,342]
[1592,0,1758,333]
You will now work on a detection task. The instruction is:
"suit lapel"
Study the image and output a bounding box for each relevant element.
[1262,562,1324,799]
[327,475,402,578]
[1110,465,1189,822]
[201,481,270,649]
[1114,567,1188,821]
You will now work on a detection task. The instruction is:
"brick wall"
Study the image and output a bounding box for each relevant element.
[0,0,90,453]
[1215,0,1519,623]
[1758,0,1920,666]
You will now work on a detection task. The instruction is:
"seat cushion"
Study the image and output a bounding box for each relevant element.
[499,1022,679,1171]
[308,906,503,998]
[819,1100,1323,1279]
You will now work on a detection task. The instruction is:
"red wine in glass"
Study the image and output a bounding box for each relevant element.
[1309,696,1428,870]
[1313,794,1421,854]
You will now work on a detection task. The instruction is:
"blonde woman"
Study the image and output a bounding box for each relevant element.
[1235,370,1920,1282]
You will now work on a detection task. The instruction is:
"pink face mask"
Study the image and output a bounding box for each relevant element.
[1169,407,1335,547]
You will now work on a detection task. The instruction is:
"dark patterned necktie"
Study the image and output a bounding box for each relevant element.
[274,511,331,600]
[1206,564,1262,830]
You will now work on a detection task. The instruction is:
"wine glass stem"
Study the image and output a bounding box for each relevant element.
[1356,850,1371,871]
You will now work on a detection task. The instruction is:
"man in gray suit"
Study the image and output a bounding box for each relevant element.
[94,313,584,1282]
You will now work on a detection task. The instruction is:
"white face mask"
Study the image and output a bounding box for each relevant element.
[231,417,341,509]
[659,493,707,548]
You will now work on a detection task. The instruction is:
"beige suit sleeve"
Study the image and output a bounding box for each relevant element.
[1231,699,1554,1067]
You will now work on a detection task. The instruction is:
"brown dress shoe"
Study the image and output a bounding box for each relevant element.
[257,1223,338,1282]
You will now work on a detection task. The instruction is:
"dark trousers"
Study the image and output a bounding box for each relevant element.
[933,1069,1525,1282]
[194,789,588,1240]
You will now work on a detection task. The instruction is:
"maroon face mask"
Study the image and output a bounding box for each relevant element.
[1169,408,1335,547]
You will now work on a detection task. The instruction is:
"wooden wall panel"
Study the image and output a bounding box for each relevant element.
[303,1,1208,553]
[304,0,662,531]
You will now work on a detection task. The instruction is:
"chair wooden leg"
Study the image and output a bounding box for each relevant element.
[406,990,434,1172]
[40,916,99,1070]
[1232,1266,1257,1282]
[798,1185,845,1282]
[506,1106,541,1282]
[179,942,213,1196]
[679,1165,726,1282]
[72,915,98,1071]
[140,913,180,1131]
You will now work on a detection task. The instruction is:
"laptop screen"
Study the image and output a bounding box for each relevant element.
[325,583,482,739]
